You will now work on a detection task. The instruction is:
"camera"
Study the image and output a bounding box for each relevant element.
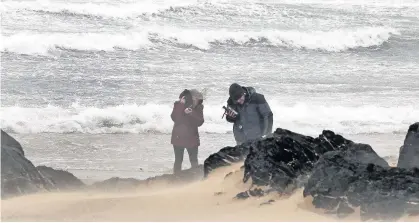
[223,106,238,116]
[222,105,238,119]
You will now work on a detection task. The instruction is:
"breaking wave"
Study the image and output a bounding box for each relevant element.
[3,0,418,18]
[1,26,399,55]
[1,102,417,135]
[0,0,199,18]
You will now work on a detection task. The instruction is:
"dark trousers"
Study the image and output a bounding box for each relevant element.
[173,146,198,174]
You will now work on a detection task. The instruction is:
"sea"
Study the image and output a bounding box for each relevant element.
[1,0,419,181]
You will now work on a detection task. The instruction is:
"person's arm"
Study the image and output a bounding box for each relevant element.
[225,99,239,123]
[189,105,204,127]
[256,95,273,136]
[171,101,185,122]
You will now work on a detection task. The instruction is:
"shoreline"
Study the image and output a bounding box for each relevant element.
[12,131,405,181]
[1,124,418,221]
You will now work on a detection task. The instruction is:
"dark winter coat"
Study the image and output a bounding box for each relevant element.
[226,87,273,144]
[171,101,204,148]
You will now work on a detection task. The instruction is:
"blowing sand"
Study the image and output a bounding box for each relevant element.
[1,163,418,222]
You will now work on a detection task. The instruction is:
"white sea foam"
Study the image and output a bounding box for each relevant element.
[272,0,419,8]
[1,102,417,135]
[0,32,153,55]
[0,0,199,18]
[0,26,400,55]
[2,0,418,18]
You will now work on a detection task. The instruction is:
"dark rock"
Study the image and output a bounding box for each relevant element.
[304,149,418,221]
[1,129,205,197]
[315,130,388,167]
[260,199,275,206]
[355,166,419,221]
[205,128,356,195]
[243,133,318,193]
[242,128,343,193]
[303,122,419,221]
[203,141,254,178]
[331,140,388,167]
[1,130,88,199]
[243,128,388,195]
[36,165,85,190]
[203,128,349,182]
[224,172,233,179]
[336,200,355,218]
[235,191,250,200]
[316,130,352,153]
[1,130,54,199]
[1,129,25,155]
[249,188,264,196]
[397,122,419,169]
[209,126,405,220]
[224,170,242,179]
[234,188,264,200]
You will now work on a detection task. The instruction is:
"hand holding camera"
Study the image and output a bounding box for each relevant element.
[179,96,192,114]
[178,89,202,115]
[227,110,237,118]
[222,106,238,118]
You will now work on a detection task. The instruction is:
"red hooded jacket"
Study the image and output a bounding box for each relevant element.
[170,101,204,148]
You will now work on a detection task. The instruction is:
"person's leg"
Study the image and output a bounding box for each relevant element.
[173,146,185,174]
[186,147,199,168]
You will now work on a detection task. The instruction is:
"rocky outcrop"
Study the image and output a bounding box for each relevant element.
[203,142,252,177]
[242,128,386,194]
[234,188,264,199]
[397,122,419,169]
[1,130,88,199]
[244,127,419,221]
[243,129,320,193]
[2,130,205,198]
[1,129,25,155]
[1,130,54,199]
[203,128,337,196]
[37,165,85,190]
[204,128,368,193]
[205,125,419,221]
[304,150,418,221]
[4,121,419,221]
[302,125,419,221]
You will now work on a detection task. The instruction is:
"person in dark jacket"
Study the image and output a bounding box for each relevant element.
[171,89,204,174]
[224,83,273,145]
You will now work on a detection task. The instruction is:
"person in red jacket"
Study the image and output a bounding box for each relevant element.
[170,89,204,174]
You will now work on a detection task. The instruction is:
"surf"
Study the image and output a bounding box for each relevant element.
[1,26,400,55]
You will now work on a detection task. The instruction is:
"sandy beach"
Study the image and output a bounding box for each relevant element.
[2,162,418,222]
[2,0,419,220]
